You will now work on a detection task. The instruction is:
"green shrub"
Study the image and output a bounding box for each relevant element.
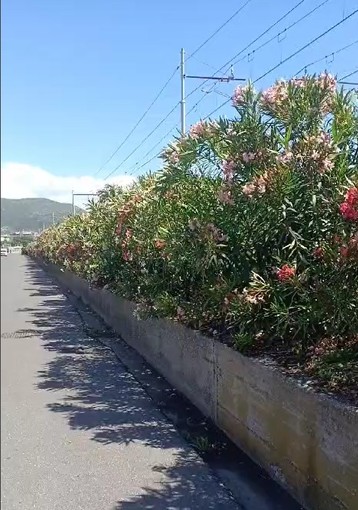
[30,74,358,375]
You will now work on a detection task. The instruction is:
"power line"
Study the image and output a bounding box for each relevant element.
[104,102,180,180]
[129,151,162,176]
[93,65,179,177]
[100,1,255,179]
[110,0,330,177]
[114,4,357,178]
[184,0,309,119]
[295,39,358,75]
[117,0,310,175]
[186,0,308,103]
[203,8,358,119]
[186,0,254,61]
[254,8,358,83]
[98,1,254,179]
[340,69,358,81]
[230,0,331,71]
[128,123,179,175]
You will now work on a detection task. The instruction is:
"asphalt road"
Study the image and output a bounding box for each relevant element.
[1,255,239,510]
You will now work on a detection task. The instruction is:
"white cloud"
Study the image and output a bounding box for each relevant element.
[1,162,135,206]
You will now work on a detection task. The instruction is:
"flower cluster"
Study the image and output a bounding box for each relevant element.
[222,159,236,182]
[276,150,293,165]
[316,72,336,93]
[294,131,337,174]
[261,80,288,108]
[242,170,273,198]
[116,194,142,236]
[122,228,133,262]
[339,187,358,222]
[189,120,208,139]
[261,73,337,114]
[188,219,227,243]
[205,223,228,243]
[154,239,166,250]
[340,234,358,260]
[26,73,358,380]
[162,141,184,165]
[232,85,250,107]
[276,264,296,281]
[218,187,234,205]
[313,246,324,259]
[242,151,262,164]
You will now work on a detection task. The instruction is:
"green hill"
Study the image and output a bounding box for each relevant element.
[1,198,81,232]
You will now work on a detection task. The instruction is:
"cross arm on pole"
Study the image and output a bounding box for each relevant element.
[185,75,246,82]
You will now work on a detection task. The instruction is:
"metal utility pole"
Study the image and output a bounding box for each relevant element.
[180,48,246,133]
[72,190,75,215]
[180,48,186,135]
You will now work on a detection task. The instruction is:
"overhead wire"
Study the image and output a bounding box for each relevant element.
[254,8,358,83]
[128,123,180,175]
[103,102,180,180]
[229,0,332,72]
[101,0,256,179]
[294,39,358,75]
[184,0,311,120]
[119,0,315,174]
[184,0,308,107]
[118,2,356,176]
[185,0,254,61]
[339,69,358,81]
[93,65,179,176]
[202,8,358,120]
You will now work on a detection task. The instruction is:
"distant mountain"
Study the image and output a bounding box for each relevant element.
[1,198,82,232]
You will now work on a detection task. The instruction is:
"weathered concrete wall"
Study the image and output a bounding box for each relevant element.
[42,261,358,510]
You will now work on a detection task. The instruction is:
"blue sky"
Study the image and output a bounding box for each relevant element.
[1,0,357,201]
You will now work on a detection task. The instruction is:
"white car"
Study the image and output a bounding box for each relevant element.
[1,248,8,257]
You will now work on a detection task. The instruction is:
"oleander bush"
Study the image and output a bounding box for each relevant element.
[28,74,358,392]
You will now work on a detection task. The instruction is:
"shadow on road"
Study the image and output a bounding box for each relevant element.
[19,260,236,509]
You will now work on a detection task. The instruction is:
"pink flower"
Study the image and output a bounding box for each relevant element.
[310,150,320,161]
[189,121,207,139]
[339,235,358,261]
[313,246,324,259]
[321,158,334,172]
[317,72,336,93]
[242,171,270,198]
[276,264,296,281]
[289,77,308,89]
[276,151,293,164]
[345,187,358,207]
[168,150,180,164]
[206,223,227,242]
[242,182,256,197]
[222,159,236,181]
[154,239,166,250]
[242,152,256,163]
[339,202,358,222]
[318,131,332,146]
[123,250,133,262]
[333,235,342,245]
[261,80,288,107]
[218,188,234,205]
[340,189,358,221]
[232,86,248,106]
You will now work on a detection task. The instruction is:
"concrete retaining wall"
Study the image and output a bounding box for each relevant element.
[43,261,358,510]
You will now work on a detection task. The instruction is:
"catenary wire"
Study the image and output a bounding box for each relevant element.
[202,9,358,120]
